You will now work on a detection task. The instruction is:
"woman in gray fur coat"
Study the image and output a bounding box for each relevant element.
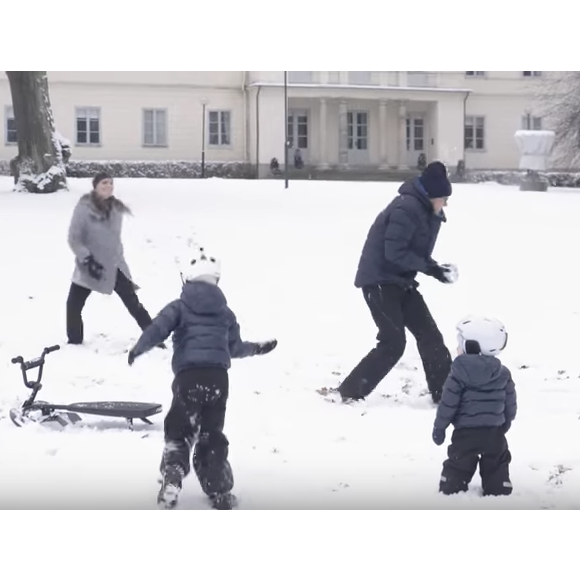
[66,172,162,346]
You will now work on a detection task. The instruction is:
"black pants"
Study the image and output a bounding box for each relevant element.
[440,427,513,496]
[160,367,233,498]
[338,284,451,400]
[66,269,153,344]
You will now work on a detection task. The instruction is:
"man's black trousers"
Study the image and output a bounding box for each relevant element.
[439,427,513,496]
[66,269,153,344]
[338,284,451,401]
[160,366,234,498]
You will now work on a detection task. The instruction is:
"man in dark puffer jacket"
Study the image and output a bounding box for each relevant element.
[337,161,457,404]
[433,315,517,497]
[128,247,277,510]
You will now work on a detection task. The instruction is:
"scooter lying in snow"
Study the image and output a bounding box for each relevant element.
[9,345,163,430]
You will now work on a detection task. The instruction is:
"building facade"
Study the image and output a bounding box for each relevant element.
[0,71,550,176]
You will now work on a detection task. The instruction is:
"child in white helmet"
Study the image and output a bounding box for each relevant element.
[127,247,277,509]
[432,315,517,496]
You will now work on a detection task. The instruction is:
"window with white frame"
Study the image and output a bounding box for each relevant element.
[523,71,542,77]
[465,71,485,77]
[76,107,100,145]
[406,118,424,151]
[5,105,16,144]
[521,115,542,130]
[208,111,231,146]
[143,109,167,146]
[465,116,485,150]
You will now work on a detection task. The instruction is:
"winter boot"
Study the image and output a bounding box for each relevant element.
[317,387,357,405]
[157,465,184,509]
[209,492,237,510]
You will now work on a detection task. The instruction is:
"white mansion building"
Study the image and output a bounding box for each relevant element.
[0,71,549,177]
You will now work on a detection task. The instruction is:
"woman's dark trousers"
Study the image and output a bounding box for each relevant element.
[66,269,154,344]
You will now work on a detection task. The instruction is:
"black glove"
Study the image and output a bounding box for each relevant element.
[128,350,136,366]
[83,255,104,281]
[255,339,277,355]
[502,420,512,434]
[426,263,457,284]
[432,428,446,446]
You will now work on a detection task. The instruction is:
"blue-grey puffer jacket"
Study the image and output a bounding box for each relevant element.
[131,280,258,375]
[434,354,517,432]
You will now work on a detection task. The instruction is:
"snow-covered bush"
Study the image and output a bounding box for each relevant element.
[463,170,580,188]
[0,160,255,181]
[1,160,579,187]
[66,160,254,179]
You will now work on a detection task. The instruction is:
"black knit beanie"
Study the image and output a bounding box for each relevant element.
[419,162,452,199]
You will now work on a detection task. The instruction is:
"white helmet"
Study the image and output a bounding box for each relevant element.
[456,315,508,356]
[180,247,221,284]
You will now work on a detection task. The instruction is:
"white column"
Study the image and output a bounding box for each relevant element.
[379,100,389,169]
[433,100,464,168]
[339,99,348,167]
[398,101,408,170]
[318,98,329,169]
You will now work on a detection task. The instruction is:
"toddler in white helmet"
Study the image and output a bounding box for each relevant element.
[432,315,517,497]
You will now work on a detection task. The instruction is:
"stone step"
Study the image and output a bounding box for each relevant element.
[268,167,420,182]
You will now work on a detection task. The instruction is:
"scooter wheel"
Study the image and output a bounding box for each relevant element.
[9,408,29,427]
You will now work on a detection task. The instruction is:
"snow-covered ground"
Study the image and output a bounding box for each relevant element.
[0,175,578,509]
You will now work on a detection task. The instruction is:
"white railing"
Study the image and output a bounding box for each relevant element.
[405,71,437,87]
[282,71,439,88]
[347,71,378,85]
[288,71,315,83]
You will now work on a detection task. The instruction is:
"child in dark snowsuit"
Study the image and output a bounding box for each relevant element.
[432,315,517,497]
[127,247,277,510]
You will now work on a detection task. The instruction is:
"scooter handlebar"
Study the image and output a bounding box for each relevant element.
[11,344,60,366]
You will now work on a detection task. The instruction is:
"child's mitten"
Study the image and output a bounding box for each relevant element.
[432,428,446,446]
[255,339,278,355]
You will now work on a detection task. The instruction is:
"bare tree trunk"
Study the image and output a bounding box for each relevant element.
[6,71,68,193]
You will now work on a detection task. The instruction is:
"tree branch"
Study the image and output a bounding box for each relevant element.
[536,71,580,169]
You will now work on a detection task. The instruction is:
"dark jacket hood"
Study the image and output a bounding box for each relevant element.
[180,280,227,315]
[452,354,503,387]
[398,177,447,222]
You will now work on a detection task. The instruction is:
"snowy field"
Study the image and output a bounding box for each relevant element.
[0,175,578,510]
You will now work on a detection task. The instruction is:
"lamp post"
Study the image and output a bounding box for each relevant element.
[284,71,289,189]
[201,98,208,178]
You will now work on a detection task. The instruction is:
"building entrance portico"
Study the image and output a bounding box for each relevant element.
[308,96,440,171]
[249,81,467,176]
